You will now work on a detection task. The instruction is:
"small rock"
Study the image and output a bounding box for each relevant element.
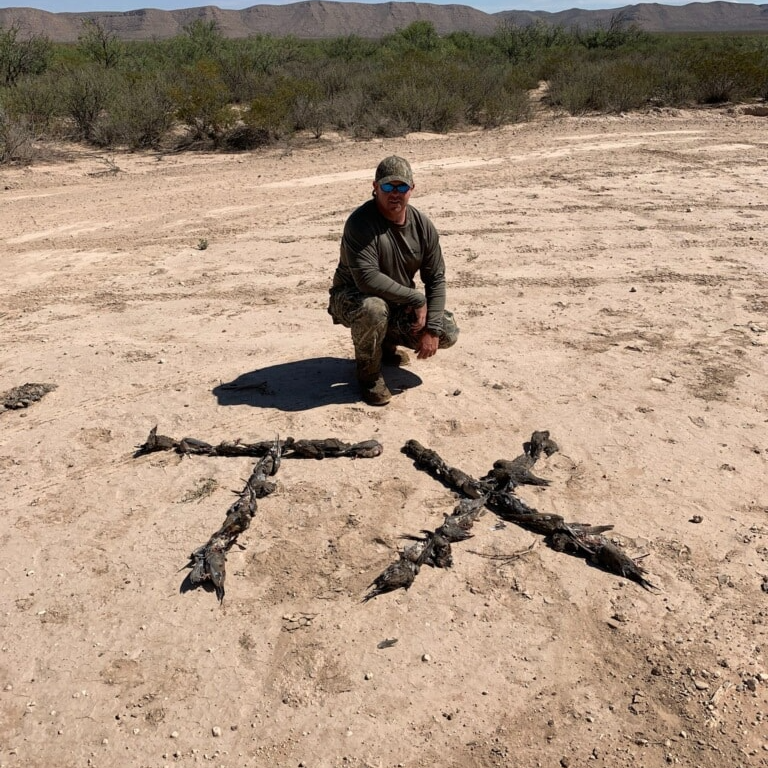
[745,677,757,692]
[364,672,373,681]
[170,731,179,739]
[693,679,709,691]
[689,515,703,523]
[212,726,222,737]
[421,654,431,663]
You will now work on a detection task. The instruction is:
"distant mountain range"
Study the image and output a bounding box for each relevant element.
[1,1,767,42]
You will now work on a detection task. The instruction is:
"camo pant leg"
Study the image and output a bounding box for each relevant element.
[384,307,460,351]
[328,287,389,380]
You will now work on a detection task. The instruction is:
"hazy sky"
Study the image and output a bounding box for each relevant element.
[0,0,759,15]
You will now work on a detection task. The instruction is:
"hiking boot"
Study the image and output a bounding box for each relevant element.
[382,344,411,367]
[359,375,392,406]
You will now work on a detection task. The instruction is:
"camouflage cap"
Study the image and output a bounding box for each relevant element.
[375,156,414,187]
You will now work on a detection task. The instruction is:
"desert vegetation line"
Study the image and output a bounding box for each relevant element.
[1,18,767,163]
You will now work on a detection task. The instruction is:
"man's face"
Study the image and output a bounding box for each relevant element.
[373,180,413,224]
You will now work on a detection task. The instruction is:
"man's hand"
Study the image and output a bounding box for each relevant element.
[416,330,439,359]
[410,304,427,333]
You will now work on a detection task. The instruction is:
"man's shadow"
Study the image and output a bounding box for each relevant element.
[212,356,422,411]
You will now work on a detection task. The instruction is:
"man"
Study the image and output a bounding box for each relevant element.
[328,156,459,406]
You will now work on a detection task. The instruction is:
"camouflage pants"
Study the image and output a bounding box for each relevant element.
[328,286,459,379]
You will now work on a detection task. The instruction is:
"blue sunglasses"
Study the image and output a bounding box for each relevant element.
[379,182,411,193]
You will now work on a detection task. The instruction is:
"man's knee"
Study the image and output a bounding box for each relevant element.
[358,296,389,326]
[438,310,459,349]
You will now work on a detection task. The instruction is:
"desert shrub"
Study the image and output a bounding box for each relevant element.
[649,54,696,106]
[169,59,234,142]
[574,14,649,50]
[244,76,327,137]
[0,106,32,163]
[169,20,226,66]
[459,64,532,127]
[221,123,272,150]
[382,21,446,56]
[2,72,62,136]
[0,24,52,86]
[324,87,368,132]
[490,20,572,64]
[217,46,264,104]
[321,34,378,63]
[548,54,655,114]
[683,45,768,103]
[349,106,410,139]
[444,30,498,61]
[77,19,124,69]
[216,35,304,104]
[545,61,601,114]
[243,79,296,136]
[105,74,175,148]
[601,56,657,112]
[379,79,464,133]
[372,51,465,133]
[59,64,115,140]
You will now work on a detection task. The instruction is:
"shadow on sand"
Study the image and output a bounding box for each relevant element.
[212,356,422,411]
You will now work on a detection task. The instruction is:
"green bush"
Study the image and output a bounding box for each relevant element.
[106,74,175,148]
[548,55,655,114]
[373,51,465,132]
[0,24,52,86]
[77,19,124,69]
[59,64,115,140]
[2,72,62,136]
[460,64,532,127]
[684,46,768,103]
[169,59,234,142]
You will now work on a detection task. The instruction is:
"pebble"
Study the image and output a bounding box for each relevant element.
[421,654,431,663]
[364,672,373,680]
[212,726,222,737]
[170,731,179,739]
[693,679,709,691]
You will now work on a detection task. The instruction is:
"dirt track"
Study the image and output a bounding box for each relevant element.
[1,106,767,768]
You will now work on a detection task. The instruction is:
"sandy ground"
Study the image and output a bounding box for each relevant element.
[1,105,767,768]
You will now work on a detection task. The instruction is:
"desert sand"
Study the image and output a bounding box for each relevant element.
[1,105,767,768]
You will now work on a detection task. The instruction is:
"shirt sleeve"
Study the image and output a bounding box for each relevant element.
[418,216,447,333]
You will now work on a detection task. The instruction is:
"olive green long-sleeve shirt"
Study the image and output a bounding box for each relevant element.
[331,199,447,334]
